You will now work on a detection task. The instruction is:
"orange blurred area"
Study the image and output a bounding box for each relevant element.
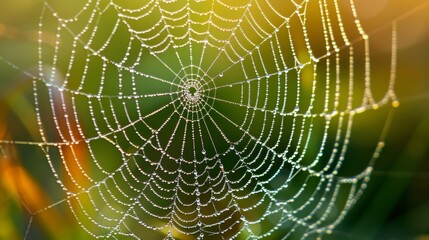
[0,160,66,239]
[0,104,66,239]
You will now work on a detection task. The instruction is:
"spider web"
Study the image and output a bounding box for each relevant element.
[0,0,400,239]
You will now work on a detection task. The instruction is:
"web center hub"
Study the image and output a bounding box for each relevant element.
[183,80,201,104]
[170,66,216,122]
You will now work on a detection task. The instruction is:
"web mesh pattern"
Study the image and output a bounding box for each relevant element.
[2,0,399,239]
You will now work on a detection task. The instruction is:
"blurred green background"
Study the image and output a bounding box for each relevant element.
[332,1,429,239]
[0,0,429,239]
